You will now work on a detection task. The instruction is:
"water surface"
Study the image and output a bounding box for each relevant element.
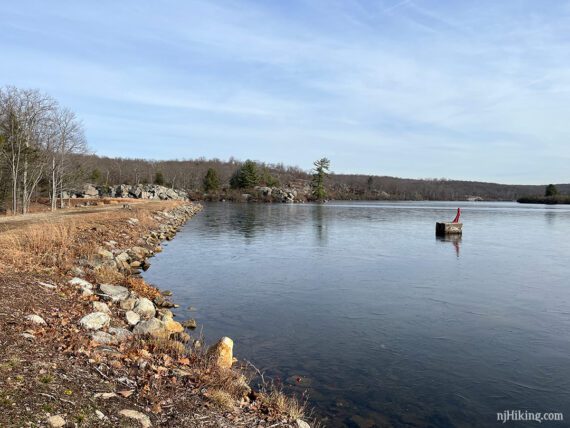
[144,201,570,427]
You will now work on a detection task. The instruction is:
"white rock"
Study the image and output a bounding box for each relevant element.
[119,409,152,428]
[99,284,130,302]
[25,314,46,325]
[38,282,56,289]
[47,415,66,428]
[95,409,107,420]
[133,297,156,319]
[92,301,111,314]
[126,310,141,326]
[69,277,93,289]
[69,277,94,296]
[296,419,311,428]
[79,312,110,330]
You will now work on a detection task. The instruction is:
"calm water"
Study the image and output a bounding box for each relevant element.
[144,201,570,427]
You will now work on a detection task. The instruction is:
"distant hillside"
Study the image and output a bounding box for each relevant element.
[70,154,568,202]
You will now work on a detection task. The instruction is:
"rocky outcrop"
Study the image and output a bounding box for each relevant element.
[74,184,188,201]
[254,186,307,203]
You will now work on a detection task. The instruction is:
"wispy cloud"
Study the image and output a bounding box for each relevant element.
[1,0,569,183]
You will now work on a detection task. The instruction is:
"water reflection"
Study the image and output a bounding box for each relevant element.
[233,204,258,240]
[436,234,461,257]
[312,204,328,245]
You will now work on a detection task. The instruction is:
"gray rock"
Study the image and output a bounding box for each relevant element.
[120,297,137,311]
[92,301,111,314]
[133,318,169,338]
[99,284,129,302]
[79,312,110,330]
[133,297,156,319]
[182,319,197,329]
[125,310,141,326]
[115,252,131,270]
[97,248,114,260]
[91,331,114,344]
[25,314,46,325]
[118,409,152,428]
[109,327,133,343]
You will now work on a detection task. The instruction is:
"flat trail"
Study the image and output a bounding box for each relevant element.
[0,200,165,232]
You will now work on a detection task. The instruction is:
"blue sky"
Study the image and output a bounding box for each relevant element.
[2,0,569,184]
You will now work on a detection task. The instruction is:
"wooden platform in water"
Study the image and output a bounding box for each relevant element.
[436,222,463,236]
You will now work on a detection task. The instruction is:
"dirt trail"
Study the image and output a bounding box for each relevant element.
[0,200,165,232]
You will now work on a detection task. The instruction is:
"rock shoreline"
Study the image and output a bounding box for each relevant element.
[31,202,312,427]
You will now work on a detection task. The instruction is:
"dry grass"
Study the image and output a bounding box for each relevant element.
[93,264,124,284]
[123,277,161,300]
[0,221,89,272]
[205,388,235,410]
[264,389,306,420]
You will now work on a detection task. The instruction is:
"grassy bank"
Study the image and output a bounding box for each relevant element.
[0,201,311,427]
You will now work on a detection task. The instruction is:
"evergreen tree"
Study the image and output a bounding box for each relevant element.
[545,184,558,197]
[203,167,220,192]
[230,160,260,189]
[311,158,330,201]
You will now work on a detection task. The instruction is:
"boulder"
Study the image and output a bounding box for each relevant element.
[91,331,114,344]
[109,326,133,343]
[133,298,156,319]
[125,310,141,326]
[82,184,99,198]
[182,319,197,329]
[133,318,169,339]
[164,319,184,334]
[120,297,137,311]
[99,284,129,302]
[115,252,131,271]
[79,312,110,330]
[207,337,234,369]
[92,301,111,314]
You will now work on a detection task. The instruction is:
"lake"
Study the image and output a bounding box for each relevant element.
[144,201,570,427]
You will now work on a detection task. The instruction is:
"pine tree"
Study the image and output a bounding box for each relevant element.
[311,158,330,201]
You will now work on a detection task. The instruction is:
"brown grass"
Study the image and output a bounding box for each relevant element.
[93,265,124,284]
[0,221,89,272]
[123,277,161,300]
[264,389,306,420]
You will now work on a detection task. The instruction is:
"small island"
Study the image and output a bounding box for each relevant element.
[517,184,570,205]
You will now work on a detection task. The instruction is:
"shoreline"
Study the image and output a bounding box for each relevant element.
[0,201,311,427]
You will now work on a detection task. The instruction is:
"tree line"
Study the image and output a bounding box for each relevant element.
[0,86,88,214]
[1,86,568,213]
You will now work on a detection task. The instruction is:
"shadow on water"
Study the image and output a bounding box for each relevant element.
[436,235,462,257]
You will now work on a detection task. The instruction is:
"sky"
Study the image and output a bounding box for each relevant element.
[2,0,570,184]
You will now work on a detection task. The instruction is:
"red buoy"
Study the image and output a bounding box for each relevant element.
[452,208,461,223]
